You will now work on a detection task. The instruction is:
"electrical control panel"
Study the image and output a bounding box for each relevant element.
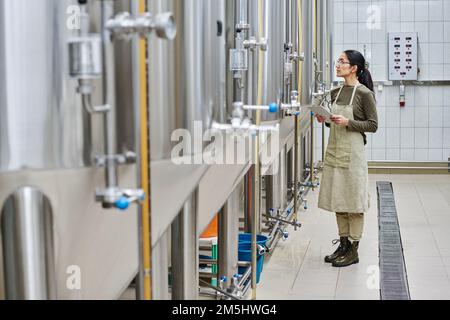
[388,32,418,81]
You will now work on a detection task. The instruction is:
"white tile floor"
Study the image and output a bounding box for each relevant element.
[257,174,450,300]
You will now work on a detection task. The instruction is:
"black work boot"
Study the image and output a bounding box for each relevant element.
[324,237,350,263]
[332,241,359,268]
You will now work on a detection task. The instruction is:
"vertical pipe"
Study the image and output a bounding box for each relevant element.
[285,0,292,46]
[265,164,281,214]
[171,191,199,300]
[250,0,265,297]
[294,115,299,222]
[283,0,292,101]
[237,0,249,25]
[226,0,237,116]
[218,189,240,285]
[251,111,261,301]
[151,231,169,300]
[326,0,334,87]
[1,187,55,300]
[291,0,299,90]
[279,147,287,211]
[287,148,294,198]
[244,167,253,233]
[101,0,118,193]
[293,0,300,225]
[234,0,249,103]
[133,0,152,301]
[316,0,326,164]
[309,0,320,191]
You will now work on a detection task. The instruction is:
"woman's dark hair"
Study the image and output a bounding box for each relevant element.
[344,50,374,92]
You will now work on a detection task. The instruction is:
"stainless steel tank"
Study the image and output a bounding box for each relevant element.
[241,0,286,122]
[0,0,139,299]
[148,0,227,246]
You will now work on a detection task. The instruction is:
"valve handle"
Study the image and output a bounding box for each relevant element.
[269,103,279,113]
[115,197,130,210]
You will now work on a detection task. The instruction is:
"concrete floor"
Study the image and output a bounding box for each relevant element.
[120,173,450,300]
[257,174,450,300]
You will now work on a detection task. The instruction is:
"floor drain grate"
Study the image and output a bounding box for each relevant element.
[377,181,411,300]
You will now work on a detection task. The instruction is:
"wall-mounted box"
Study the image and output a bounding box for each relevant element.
[388,32,418,81]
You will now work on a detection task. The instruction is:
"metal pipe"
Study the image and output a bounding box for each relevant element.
[218,188,239,285]
[244,166,254,233]
[291,0,299,90]
[265,172,312,251]
[1,187,56,300]
[316,0,327,163]
[251,117,261,300]
[242,277,252,296]
[101,0,118,192]
[200,260,251,266]
[294,115,300,228]
[135,0,152,300]
[322,123,326,162]
[310,117,315,190]
[283,0,292,101]
[234,0,249,102]
[285,0,292,46]
[238,265,252,288]
[171,191,199,300]
[151,231,169,300]
[237,0,248,25]
[199,279,240,300]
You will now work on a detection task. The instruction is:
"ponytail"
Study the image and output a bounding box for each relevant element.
[344,50,374,93]
[358,68,374,93]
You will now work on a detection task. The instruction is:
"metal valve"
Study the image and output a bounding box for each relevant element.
[290,51,305,62]
[106,11,177,40]
[243,36,268,51]
[257,244,266,255]
[95,188,145,210]
[94,151,137,167]
[212,102,279,135]
[281,90,302,116]
[219,276,228,290]
[229,274,243,298]
[269,208,281,217]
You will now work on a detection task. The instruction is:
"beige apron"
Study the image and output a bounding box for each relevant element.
[318,84,370,214]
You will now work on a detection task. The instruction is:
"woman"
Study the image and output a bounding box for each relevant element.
[316,50,378,268]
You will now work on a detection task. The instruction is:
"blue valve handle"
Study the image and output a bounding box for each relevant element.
[269,103,279,113]
[115,193,145,211]
[115,197,130,210]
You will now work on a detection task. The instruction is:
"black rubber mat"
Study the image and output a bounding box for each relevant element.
[377,181,411,300]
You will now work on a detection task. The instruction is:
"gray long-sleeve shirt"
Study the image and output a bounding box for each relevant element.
[326,84,378,145]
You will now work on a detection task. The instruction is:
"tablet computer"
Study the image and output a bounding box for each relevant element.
[309,106,333,122]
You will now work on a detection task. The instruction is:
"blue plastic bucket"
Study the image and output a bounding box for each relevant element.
[238,233,269,246]
[237,234,268,283]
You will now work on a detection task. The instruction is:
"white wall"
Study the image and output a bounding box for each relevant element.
[316,0,450,162]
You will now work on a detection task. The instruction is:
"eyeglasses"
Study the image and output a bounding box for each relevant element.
[335,59,351,66]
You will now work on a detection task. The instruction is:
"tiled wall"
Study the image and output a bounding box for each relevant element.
[315,0,450,162]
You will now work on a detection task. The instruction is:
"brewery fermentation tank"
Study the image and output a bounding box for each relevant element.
[0,0,140,299]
